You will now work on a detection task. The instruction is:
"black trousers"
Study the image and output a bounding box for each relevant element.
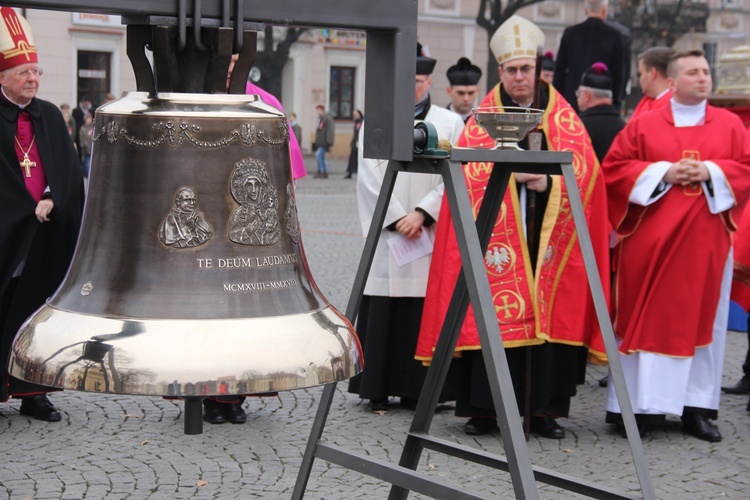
[455,342,588,419]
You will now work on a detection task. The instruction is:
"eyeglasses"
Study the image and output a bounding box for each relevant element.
[9,67,43,78]
[502,65,535,76]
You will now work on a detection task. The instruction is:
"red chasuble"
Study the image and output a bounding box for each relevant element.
[629,90,673,121]
[730,128,750,311]
[732,212,750,311]
[605,105,750,357]
[416,83,610,364]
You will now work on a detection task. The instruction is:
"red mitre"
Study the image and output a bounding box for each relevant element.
[0,7,37,71]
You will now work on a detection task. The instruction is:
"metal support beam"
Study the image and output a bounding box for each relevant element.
[7,0,418,160]
[183,397,204,435]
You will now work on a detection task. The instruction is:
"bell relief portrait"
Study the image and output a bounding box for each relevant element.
[228,157,280,246]
[159,187,213,248]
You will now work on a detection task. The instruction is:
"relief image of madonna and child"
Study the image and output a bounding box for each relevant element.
[228,158,280,246]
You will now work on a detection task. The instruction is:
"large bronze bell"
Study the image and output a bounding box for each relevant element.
[9,92,362,397]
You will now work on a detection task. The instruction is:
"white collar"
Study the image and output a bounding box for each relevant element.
[670,98,706,127]
[2,87,30,108]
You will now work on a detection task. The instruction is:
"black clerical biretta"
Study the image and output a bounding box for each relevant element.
[542,52,556,72]
[446,57,482,86]
[417,42,437,75]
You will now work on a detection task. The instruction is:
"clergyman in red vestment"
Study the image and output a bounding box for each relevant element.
[723,127,750,401]
[603,50,750,442]
[630,46,674,120]
[416,15,610,439]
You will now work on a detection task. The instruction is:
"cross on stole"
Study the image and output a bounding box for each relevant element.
[497,294,520,319]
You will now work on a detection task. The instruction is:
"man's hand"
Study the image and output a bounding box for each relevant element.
[514,173,548,192]
[664,159,710,185]
[395,210,426,240]
[35,198,53,222]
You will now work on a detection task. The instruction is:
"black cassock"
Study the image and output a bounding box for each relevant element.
[0,93,84,400]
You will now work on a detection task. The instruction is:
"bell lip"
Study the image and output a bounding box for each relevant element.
[9,304,362,397]
[96,91,285,118]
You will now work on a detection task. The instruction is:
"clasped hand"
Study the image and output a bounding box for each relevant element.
[664,159,709,185]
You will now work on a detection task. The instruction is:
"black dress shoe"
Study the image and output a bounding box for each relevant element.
[19,395,62,422]
[682,413,722,442]
[369,399,389,412]
[722,375,750,395]
[225,402,247,424]
[464,417,498,435]
[598,376,608,388]
[529,415,565,439]
[202,400,226,424]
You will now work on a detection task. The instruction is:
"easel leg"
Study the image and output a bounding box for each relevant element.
[294,162,401,499]
[392,160,539,499]
[561,164,655,499]
[292,383,338,500]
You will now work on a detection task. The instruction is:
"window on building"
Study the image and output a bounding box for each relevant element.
[77,51,111,108]
[329,66,355,119]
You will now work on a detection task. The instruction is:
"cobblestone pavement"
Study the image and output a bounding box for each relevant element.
[1,158,749,499]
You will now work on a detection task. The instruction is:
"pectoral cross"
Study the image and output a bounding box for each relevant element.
[19,153,36,177]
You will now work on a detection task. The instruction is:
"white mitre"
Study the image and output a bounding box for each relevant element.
[489,15,545,66]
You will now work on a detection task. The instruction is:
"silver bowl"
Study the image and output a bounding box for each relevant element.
[473,106,543,150]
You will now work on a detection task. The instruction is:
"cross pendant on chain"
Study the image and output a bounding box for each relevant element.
[20,154,36,177]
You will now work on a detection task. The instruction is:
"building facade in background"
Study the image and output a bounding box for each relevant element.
[21,10,133,112]
[18,1,750,157]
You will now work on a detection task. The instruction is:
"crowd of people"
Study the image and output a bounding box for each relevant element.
[3,3,750,448]
[348,4,750,445]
